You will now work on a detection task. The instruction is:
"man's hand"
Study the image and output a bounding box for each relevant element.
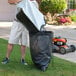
[8,0,22,4]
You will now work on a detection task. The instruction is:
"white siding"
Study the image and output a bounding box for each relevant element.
[0,0,16,21]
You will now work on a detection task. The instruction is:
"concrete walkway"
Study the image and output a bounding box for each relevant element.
[0,22,76,63]
[0,22,12,40]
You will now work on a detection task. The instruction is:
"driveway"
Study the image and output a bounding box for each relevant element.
[45,24,76,63]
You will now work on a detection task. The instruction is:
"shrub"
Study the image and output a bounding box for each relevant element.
[40,0,67,15]
[69,10,76,22]
[70,15,76,22]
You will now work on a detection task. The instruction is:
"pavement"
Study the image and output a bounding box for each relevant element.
[0,22,76,63]
[0,22,12,40]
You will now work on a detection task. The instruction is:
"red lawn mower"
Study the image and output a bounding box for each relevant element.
[53,36,76,54]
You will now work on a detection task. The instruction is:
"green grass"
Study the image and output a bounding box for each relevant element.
[0,38,76,76]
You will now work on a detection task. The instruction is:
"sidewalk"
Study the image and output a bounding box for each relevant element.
[0,22,76,63]
[0,22,12,40]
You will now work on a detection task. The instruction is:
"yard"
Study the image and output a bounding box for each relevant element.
[0,38,76,76]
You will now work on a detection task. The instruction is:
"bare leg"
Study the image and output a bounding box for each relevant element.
[20,45,27,65]
[2,44,14,64]
[6,44,14,58]
[20,45,26,59]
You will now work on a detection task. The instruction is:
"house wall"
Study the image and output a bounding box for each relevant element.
[0,0,16,21]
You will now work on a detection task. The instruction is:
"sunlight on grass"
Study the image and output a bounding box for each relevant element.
[0,38,76,76]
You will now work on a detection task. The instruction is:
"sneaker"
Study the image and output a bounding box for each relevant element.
[21,59,28,65]
[1,58,9,64]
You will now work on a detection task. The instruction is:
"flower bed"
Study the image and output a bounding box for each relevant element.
[56,15,72,25]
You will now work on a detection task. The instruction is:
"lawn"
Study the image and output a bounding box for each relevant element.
[0,38,76,76]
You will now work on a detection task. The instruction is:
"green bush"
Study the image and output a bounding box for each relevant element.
[40,0,67,15]
[69,10,76,22]
[70,15,76,22]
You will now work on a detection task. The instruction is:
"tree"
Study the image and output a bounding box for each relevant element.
[40,0,67,15]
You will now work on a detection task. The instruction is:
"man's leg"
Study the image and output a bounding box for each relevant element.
[6,44,14,58]
[20,45,26,59]
[2,44,14,64]
[20,45,28,65]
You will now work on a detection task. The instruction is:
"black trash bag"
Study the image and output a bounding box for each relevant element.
[16,9,39,33]
[29,31,53,71]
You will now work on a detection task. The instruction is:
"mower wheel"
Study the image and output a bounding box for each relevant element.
[59,47,66,54]
[70,45,76,52]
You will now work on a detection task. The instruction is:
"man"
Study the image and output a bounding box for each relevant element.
[2,0,40,65]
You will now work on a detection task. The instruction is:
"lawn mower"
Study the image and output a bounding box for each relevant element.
[53,36,76,54]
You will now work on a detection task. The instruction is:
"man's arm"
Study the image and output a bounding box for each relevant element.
[8,0,22,4]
